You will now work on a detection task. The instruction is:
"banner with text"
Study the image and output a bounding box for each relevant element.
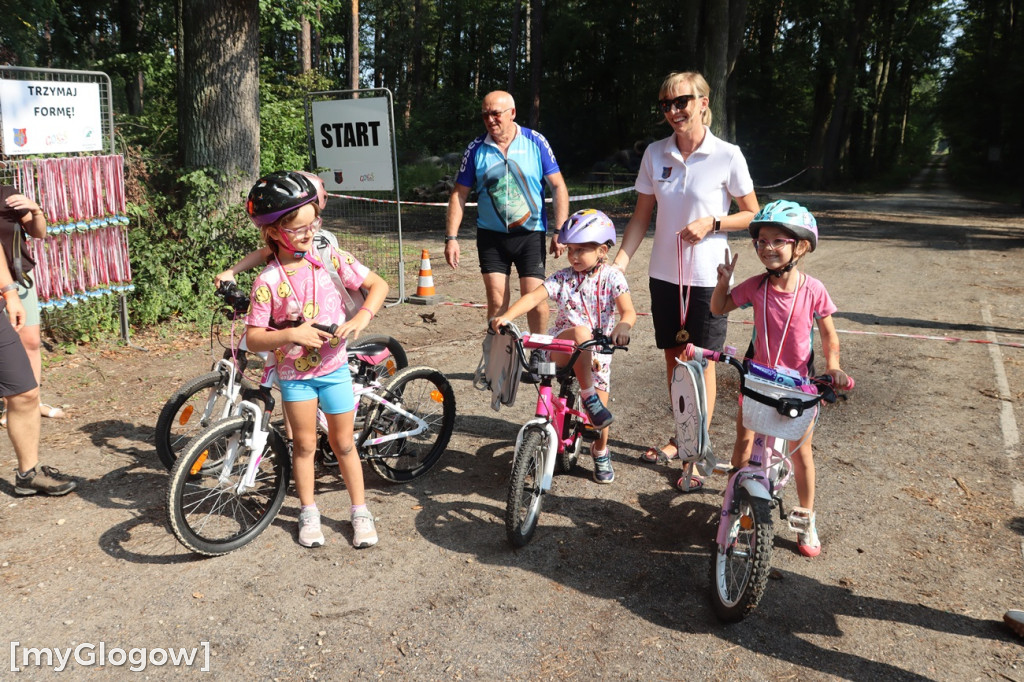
[0,79,103,155]
[311,97,394,192]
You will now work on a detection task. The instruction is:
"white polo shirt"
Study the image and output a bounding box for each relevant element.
[634,128,754,287]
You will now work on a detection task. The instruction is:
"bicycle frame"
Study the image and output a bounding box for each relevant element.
[716,433,798,548]
[231,374,431,494]
[513,332,592,492]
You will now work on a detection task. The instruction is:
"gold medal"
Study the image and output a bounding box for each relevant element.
[307,349,322,366]
[675,329,690,344]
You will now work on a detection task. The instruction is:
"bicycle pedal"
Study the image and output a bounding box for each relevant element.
[787,506,813,533]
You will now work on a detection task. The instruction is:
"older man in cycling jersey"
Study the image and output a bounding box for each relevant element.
[444,90,569,348]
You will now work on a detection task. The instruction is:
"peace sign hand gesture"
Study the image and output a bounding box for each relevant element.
[717,250,738,286]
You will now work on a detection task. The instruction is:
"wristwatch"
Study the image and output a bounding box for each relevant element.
[713,218,722,233]
[444,235,458,242]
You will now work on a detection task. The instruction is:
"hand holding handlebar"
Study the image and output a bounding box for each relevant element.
[683,343,854,392]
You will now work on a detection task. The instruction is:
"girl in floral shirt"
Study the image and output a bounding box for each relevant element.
[492,209,635,484]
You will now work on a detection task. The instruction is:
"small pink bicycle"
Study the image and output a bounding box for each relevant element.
[497,322,627,548]
[684,343,853,622]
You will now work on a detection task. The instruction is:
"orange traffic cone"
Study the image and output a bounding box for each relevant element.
[408,249,442,304]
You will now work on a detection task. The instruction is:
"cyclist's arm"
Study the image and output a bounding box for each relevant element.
[444,184,471,269]
[214,247,273,285]
[612,192,655,271]
[491,285,550,332]
[245,323,328,354]
[816,314,842,373]
[337,270,389,341]
[611,290,637,345]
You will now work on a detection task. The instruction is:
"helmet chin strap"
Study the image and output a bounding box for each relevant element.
[276,230,319,264]
[765,256,799,278]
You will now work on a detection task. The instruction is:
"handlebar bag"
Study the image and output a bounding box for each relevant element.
[481,329,522,412]
[671,358,713,464]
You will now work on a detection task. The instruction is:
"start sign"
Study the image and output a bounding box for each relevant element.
[0,79,103,155]
[311,97,394,192]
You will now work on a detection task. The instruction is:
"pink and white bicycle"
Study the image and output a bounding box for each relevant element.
[684,343,854,622]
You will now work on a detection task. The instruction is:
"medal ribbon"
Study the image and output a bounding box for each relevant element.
[762,273,805,368]
[675,232,697,338]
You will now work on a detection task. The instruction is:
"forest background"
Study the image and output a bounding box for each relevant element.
[0,0,1020,343]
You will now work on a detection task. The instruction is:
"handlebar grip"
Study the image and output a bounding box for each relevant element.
[841,375,855,391]
[312,322,339,335]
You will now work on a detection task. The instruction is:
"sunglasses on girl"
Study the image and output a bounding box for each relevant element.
[658,94,698,113]
[278,216,323,236]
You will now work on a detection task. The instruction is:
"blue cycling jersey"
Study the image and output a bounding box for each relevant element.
[455,125,561,234]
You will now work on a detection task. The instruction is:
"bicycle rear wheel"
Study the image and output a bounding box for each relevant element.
[167,416,290,556]
[709,488,774,622]
[365,366,456,482]
[351,334,408,382]
[155,370,238,470]
[505,427,547,548]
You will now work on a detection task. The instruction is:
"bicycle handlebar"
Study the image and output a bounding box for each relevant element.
[683,343,854,392]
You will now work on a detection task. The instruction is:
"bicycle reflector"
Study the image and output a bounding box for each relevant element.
[430,390,444,403]
[179,405,194,425]
[190,450,210,475]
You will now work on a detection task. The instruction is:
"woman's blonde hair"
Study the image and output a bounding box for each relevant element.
[260,203,322,253]
[659,71,712,127]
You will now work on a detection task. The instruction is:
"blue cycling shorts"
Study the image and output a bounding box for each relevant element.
[279,366,356,414]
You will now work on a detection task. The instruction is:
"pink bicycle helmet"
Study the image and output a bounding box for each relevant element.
[748,200,818,251]
[559,209,616,246]
[246,171,319,227]
[296,171,329,210]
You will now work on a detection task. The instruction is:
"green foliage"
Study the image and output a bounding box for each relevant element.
[259,69,335,174]
[125,169,261,328]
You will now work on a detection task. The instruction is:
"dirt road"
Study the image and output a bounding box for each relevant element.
[3,161,1023,679]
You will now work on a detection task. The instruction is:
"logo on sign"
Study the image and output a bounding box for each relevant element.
[334,170,344,184]
[13,128,27,147]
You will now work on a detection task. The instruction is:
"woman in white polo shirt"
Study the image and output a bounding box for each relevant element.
[612,71,759,485]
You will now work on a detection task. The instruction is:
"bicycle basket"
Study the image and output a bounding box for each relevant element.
[741,375,818,441]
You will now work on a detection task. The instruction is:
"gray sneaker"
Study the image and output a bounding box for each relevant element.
[297,507,325,548]
[13,465,76,496]
[592,453,615,484]
[351,509,378,548]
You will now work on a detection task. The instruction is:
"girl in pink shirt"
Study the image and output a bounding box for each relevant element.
[711,200,849,558]
[242,171,389,550]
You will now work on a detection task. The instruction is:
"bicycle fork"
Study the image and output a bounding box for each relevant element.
[226,400,270,495]
[514,419,560,491]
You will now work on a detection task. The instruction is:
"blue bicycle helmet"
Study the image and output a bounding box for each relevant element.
[748,200,818,252]
[246,171,319,227]
[559,209,616,246]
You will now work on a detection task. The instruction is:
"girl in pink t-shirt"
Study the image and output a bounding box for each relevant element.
[710,200,849,558]
[241,171,389,550]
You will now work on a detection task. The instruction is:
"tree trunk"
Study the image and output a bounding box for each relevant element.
[349,0,360,90]
[528,0,542,128]
[117,0,145,114]
[822,0,871,185]
[508,0,521,92]
[178,0,260,204]
[298,17,312,74]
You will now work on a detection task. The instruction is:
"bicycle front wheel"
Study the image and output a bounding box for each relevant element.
[365,366,456,482]
[709,487,774,622]
[155,370,238,470]
[505,427,547,548]
[167,416,290,556]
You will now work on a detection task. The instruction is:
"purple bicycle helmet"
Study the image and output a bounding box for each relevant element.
[748,200,818,251]
[246,171,319,227]
[559,209,616,246]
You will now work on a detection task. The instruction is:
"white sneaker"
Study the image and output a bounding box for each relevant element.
[351,509,378,548]
[298,507,325,548]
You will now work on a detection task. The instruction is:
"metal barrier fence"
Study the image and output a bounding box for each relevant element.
[304,88,406,303]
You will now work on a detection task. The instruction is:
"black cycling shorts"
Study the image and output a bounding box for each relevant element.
[476,229,547,280]
[0,310,37,398]
[648,277,728,351]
